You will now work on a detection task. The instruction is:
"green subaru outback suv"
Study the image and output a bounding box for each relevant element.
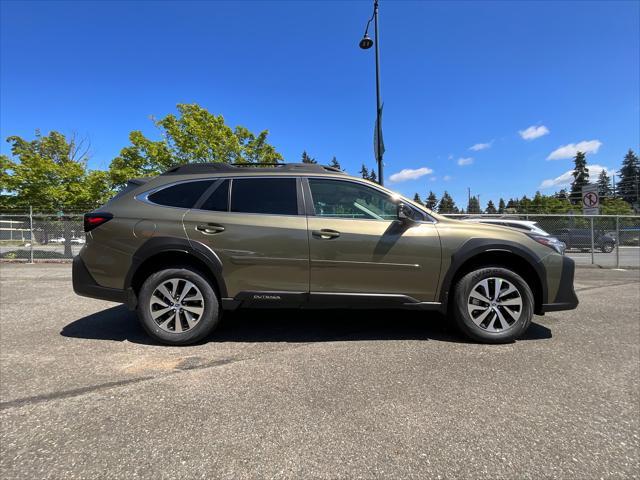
[73,163,577,345]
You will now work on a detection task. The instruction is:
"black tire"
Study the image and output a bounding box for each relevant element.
[137,267,220,345]
[452,267,534,344]
[601,242,615,253]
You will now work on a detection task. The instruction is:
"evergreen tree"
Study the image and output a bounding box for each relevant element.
[438,191,457,214]
[413,193,423,205]
[425,191,438,210]
[301,151,317,164]
[555,189,569,201]
[485,200,497,214]
[570,151,590,204]
[618,149,639,205]
[498,198,506,214]
[597,169,613,199]
[533,191,544,213]
[329,156,341,170]
[467,196,481,214]
[506,198,519,212]
[359,164,369,179]
[369,170,377,183]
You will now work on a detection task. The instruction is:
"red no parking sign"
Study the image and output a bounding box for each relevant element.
[582,185,600,215]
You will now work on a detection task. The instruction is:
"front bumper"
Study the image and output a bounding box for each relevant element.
[72,256,137,309]
[541,255,579,313]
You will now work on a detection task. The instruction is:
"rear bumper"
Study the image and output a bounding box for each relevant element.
[541,256,579,313]
[72,256,137,309]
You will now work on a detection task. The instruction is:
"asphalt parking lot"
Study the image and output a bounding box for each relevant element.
[1,264,639,479]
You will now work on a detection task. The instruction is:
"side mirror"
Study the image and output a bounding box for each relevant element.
[397,203,414,223]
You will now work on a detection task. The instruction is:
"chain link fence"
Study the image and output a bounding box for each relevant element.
[1,211,639,268]
[443,213,640,268]
[0,211,84,262]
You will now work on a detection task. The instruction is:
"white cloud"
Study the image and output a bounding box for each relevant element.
[469,141,492,151]
[519,125,550,140]
[429,176,437,182]
[457,157,474,166]
[443,175,452,181]
[389,167,433,182]
[539,164,614,189]
[546,140,602,160]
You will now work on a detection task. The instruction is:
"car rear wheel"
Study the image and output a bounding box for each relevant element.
[452,267,534,344]
[601,242,615,253]
[137,267,220,345]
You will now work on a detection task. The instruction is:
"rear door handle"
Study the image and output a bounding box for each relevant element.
[312,229,340,240]
[196,224,225,234]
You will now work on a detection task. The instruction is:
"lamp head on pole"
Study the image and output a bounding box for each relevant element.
[359,33,374,50]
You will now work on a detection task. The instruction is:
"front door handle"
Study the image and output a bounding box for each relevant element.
[312,229,340,240]
[196,223,225,234]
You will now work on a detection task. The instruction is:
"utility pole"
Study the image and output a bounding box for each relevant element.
[359,0,384,186]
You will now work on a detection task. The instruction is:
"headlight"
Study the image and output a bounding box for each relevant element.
[530,235,566,255]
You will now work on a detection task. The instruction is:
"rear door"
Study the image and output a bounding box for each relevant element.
[183,177,309,301]
[304,177,441,302]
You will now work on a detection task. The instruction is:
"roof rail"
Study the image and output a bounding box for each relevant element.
[161,162,346,176]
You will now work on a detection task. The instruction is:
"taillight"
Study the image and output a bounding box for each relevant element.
[84,212,113,232]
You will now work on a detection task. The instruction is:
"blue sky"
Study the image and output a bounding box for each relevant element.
[1,0,639,208]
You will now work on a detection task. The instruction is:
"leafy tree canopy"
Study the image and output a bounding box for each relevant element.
[109,103,282,188]
[1,130,111,210]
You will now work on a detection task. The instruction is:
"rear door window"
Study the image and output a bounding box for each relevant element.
[147,180,215,209]
[230,178,298,215]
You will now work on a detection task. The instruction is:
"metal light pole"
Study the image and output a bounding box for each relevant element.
[359,0,384,186]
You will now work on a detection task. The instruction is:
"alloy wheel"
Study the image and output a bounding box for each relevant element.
[467,277,523,333]
[149,278,205,334]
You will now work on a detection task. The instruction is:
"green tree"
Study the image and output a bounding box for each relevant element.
[368,170,377,183]
[109,104,282,188]
[359,164,369,179]
[301,151,317,164]
[2,131,113,256]
[485,200,497,214]
[438,191,457,214]
[425,191,438,210]
[329,156,341,170]
[498,198,506,214]
[570,151,590,205]
[597,169,613,199]
[600,197,635,215]
[618,149,639,205]
[555,189,569,201]
[2,131,111,210]
[413,193,423,205]
[467,196,481,214]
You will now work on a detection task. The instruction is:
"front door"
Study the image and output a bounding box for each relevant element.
[183,177,309,301]
[305,178,441,303]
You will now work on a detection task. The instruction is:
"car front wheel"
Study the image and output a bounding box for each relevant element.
[137,267,220,345]
[452,267,534,344]
[601,242,615,253]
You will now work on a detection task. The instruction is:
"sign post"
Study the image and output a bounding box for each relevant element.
[582,184,600,215]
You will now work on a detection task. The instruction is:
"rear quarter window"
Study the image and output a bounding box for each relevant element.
[147,180,215,209]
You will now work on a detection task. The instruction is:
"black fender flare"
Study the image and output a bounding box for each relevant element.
[438,238,548,310]
[124,236,227,298]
